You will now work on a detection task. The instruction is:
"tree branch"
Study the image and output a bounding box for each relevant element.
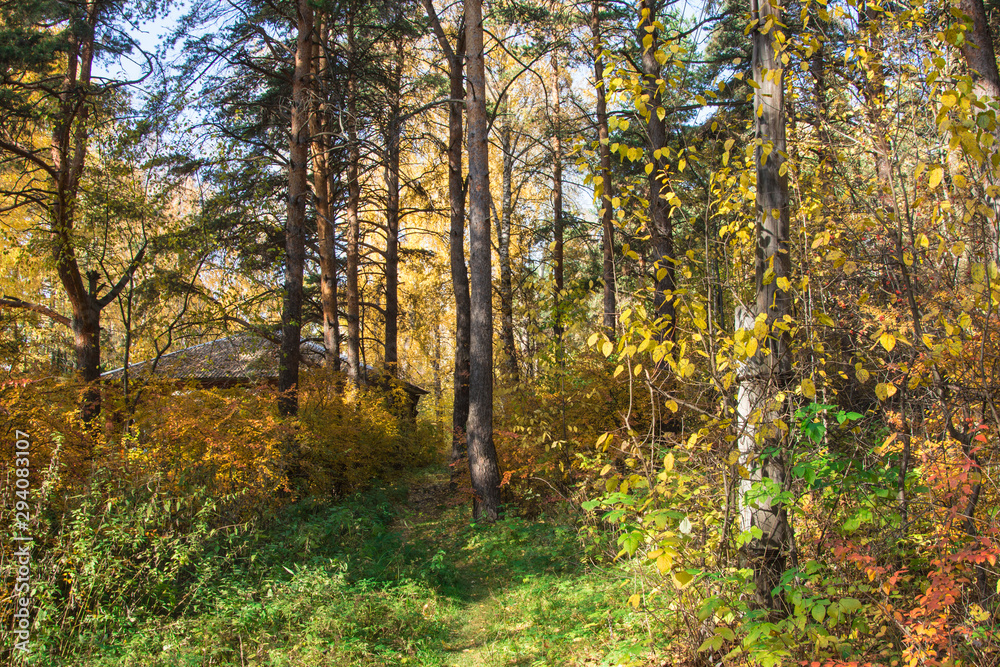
[0,296,71,327]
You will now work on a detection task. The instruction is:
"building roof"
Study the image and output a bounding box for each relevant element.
[101,333,428,394]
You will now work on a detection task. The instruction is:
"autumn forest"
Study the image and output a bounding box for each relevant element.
[3,0,1000,664]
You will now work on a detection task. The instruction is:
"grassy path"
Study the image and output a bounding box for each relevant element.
[73,465,652,667]
[385,468,643,667]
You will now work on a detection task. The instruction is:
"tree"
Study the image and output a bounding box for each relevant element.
[592,0,617,335]
[0,0,153,421]
[423,0,471,466]
[278,0,313,415]
[956,0,1000,259]
[345,0,363,385]
[465,0,502,521]
[311,14,341,369]
[639,0,677,350]
[737,0,792,613]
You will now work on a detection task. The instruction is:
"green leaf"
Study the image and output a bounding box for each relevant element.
[811,604,826,623]
[839,597,862,613]
[671,569,695,588]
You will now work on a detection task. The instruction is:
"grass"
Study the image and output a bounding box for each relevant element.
[33,466,656,667]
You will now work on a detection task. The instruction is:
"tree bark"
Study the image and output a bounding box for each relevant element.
[552,54,565,348]
[496,114,518,383]
[311,17,339,368]
[639,0,676,348]
[737,0,792,614]
[345,3,363,385]
[422,0,471,466]
[279,0,313,416]
[592,0,616,335]
[384,33,404,377]
[465,0,501,522]
[957,0,1000,259]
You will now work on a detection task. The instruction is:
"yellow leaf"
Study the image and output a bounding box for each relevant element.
[656,553,672,573]
[875,382,897,402]
[602,341,614,357]
[665,400,678,413]
[800,377,816,399]
[776,276,790,291]
[745,337,758,358]
[664,452,674,473]
[613,364,624,378]
[587,332,599,347]
[929,166,944,189]
[879,332,896,352]
[628,592,641,608]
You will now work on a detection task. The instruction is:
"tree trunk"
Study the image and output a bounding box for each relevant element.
[552,54,565,348]
[592,0,616,335]
[639,0,675,348]
[496,115,518,383]
[465,0,501,522]
[311,17,339,368]
[279,0,312,416]
[737,0,792,614]
[384,34,404,377]
[958,0,1000,102]
[422,0,471,466]
[957,0,1000,259]
[49,4,102,421]
[345,3,362,385]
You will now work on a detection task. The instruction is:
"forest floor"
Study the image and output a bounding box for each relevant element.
[71,464,661,667]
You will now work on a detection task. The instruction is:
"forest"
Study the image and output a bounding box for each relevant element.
[3,0,1000,664]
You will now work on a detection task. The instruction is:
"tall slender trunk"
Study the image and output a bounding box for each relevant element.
[422,0,471,465]
[345,4,362,385]
[737,0,792,613]
[279,0,313,416]
[592,0,616,335]
[551,54,565,347]
[639,0,675,348]
[384,34,404,377]
[465,0,501,522]
[311,17,338,368]
[496,115,518,382]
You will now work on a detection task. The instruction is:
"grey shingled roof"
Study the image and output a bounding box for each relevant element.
[101,333,427,394]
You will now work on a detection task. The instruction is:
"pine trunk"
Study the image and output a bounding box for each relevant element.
[384,35,403,377]
[279,0,312,416]
[345,4,362,385]
[552,54,564,347]
[640,0,675,348]
[465,0,501,522]
[957,0,1000,259]
[497,116,518,383]
[311,18,339,368]
[592,0,616,335]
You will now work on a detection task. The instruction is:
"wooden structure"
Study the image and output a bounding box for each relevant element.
[101,333,428,421]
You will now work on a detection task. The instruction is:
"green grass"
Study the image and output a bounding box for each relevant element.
[31,466,655,666]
